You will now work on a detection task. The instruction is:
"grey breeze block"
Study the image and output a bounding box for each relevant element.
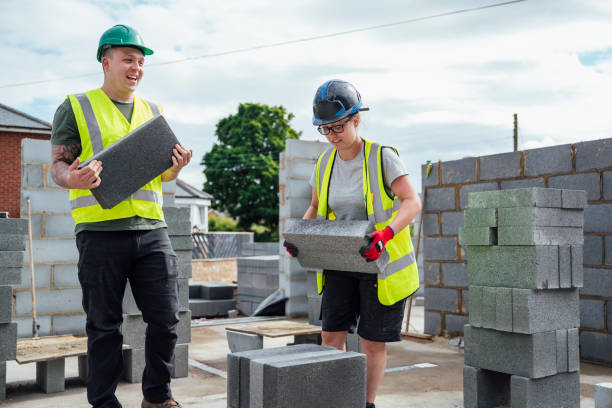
[463,325,579,378]
[469,286,579,334]
[0,218,28,234]
[0,234,26,251]
[36,358,66,393]
[0,322,18,361]
[163,206,191,236]
[463,365,510,408]
[595,382,612,408]
[189,299,236,318]
[0,361,5,400]
[189,281,234,300]
[497,207,584,227]
[468,245,583,289]
[250,351,366,408]
[172,343,189,379]
[283,219,389,274]
[0,266,22,286]
[497,226,583,246]
[80,115,180,209]
[467,188,586,210]
[511,372,580,408]
[227,344,337,408]
[0,286,13,324]
[120,310,190,347]
[123,347,145,383]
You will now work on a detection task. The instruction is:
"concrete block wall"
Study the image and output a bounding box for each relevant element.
[279,139,329,316]
[422,139,612,364]
[237,255,279,316]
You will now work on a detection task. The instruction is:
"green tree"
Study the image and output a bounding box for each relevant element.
[208,214,241,232]
[202,103,301,241]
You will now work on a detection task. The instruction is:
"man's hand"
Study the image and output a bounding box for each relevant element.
[68,158,103,189]
[283,241,298,257]
[359,226,395,262]
[162,144,193,182]
[51,143,102,190]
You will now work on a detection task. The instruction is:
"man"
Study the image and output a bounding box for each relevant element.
[50,25,191,408]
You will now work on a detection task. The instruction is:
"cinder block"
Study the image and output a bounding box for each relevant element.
[285,297,308,317]
[177,310,191,344]
[423,213,438,237]
[249,350,366,408]
[308,295,321,326]
[123,347,145,383]
[21,189,70,213]
[0,322,18,360]
[571,246,583,287]
[606,236,612,266]
[169,235,193,251]
[24,239,78,264]
[178,278,189,311]
[595,382,612,408]
[15,315,51,338]
[16,288,82,314]
[21,138,51,163]
[568,328,580,372]
[424,311,442,335]
[441,212,464,235]
[175,249,192,268]
[608,302,612,331]
[424,237,458,261]
[424,287,458,312]
[0,218,28,234]
[468,188,562,209]
[0,234,26,251]
[463,365,510,408]
[479,151,521,180]
[462,289,469,314]
[36,358,65,393]
[460,183,498,209]
[580,331,612,363]
[442,157,476,185]
[277,273,304,298]
[512,289,579,334]
[305,270,319,298]
[580,299,605,330]
[500,178,545,190]
[283,219,389,274]
[0,361,5,400]
[178,261,192,279]
[0,286,13,324]
[53,264,79,287]
[562,189,587,209]
[524,144,572,176]
[548,173,600,201]
[279,197,311,219]
[584,204,612,233]
[584,235,603,265]
[444,314,468,332]
[463,208,496,228]
[0,251,24,268]
[53,314,86,335]
[189,299,236,318]
[441,263,467,287]
[421,162,439,187]
[121,314,146,348]
[495,287,513,332]
[464,325,576,378]
[172,343,189,378]
[498,207,583,228]
[424,187,456,211]
[582,268,612,297]
[575,139,612,171]
[510,372,580,408]
[458,227,497,246]
[424,262,440,285]
[284,139,329,160]
[163,207,191,235]
[189,281,234,300]
[44,214,75,238]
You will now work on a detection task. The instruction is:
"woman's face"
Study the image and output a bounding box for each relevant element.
[321,114,360,150]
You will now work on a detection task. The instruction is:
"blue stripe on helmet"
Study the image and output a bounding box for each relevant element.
[320,81,331,102]
[349,101,362,114]
[334,107,346,117]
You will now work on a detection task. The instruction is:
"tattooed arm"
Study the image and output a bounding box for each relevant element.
[51,144,103,190]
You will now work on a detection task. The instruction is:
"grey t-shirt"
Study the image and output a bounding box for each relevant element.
[309,147,408,220]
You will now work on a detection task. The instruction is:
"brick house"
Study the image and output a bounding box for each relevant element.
[0,103,51,218]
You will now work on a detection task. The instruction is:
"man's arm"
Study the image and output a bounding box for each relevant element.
[161,144,192,182]
[51,144,103,189]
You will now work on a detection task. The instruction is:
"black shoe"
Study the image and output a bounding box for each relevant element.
[366,404,375,408]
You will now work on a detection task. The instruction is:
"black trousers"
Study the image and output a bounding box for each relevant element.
[76,229,179,408]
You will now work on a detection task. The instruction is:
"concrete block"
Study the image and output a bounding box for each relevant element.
[44,214,75,238]
[464,325,576,378]
[441,263,467,287]
[283,219,389,274]
[0,234,26,251]
[178,261,192,279]
[510,372,580,408]
[460,183,498,209]
[238,256,280,275]
[608,302,612,331]
[468,245,582,289]
[584,204,612,233]
[423,237,458,261]
[571,245,584,287]
[123,347,145,383]
[177,310,191,344]
[556,328,568,372]
[458,227,496,246]
[444,314,468,332]
[53,314,86,335]
[16,288,82,314]
[562,189,587,209]
[524,144,572,176]
[468,188,562,209]
[36,358,65,393]
[441,212,464,235]
[606,236,612,266]
[581,299,605,330]
[497,207,583,228]
[21,138,51,163]
[604,171,612,200]
[468,286,483,327]
[582,268,612,297]
[421,162,439,187]
[495,287,513,332]
[463,208,496,228]
[227,331,264,353]
[279,197,311,219]
[163,207,191,235]
[424,262,440,285]
[307,295,322,326]
[0,322,17,361]
[278,274,304,298]
[580,331,612,363]
[548,173,600,201]
[511,288,579,334]
[442,157,476,184]
[227,344,337,408]
[500,178,545,190]
[0,361,5,400]
[24,239,78,264]
[53,263,79,287]
[424,187,456,211]
[172,343,189,378]
[26,214,42,238]
[462,289,469,314]
[479,151,521,180]
[595,382,612,408]
[178,278,189,311]
[121,314,146,348]
[21,189,71,213]
[189,299,236,318]
[0,251,24,268]
[285,297,308,318]
[237,300,255,316]
[584,235,603,265]
[249,350,366,408]
[15,315,51,338]
[423,213,438,237]
[424,311,441,335]
[22,164,44,187]
[0,218,28,234]
[122,282,140,315]
[169,235,193,251]
[568,328,580,372]
[284,177,312,199]
[285,158,318,180]
[0,286,12,324]
[576,139,612,171]
[463,365,510,408]
[424,287,457,312]
[284,139,329,160]
[175,249,192,268]
[189,281,234,300]
[305,270,319,298]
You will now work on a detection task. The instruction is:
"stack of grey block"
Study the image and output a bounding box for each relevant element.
[0,218,25,400]
[227,344,366,408]
[189,281,236,317]
[119,206,192,382]
[237,255,279,316]
[460,188,584,407]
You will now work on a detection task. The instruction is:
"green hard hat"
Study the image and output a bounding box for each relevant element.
[96,24,154,62]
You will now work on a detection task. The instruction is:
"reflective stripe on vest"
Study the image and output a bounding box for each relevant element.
[74,93,104,154]
[70,189,162,210]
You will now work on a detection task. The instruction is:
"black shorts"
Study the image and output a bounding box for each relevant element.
[320,270,407,343]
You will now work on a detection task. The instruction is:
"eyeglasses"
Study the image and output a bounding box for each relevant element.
[317,115,354,135]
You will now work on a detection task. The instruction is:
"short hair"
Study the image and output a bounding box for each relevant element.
[101,44,115,61]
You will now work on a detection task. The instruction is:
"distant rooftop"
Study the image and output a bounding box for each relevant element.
[176,178,213,200]
[0,103,52,133]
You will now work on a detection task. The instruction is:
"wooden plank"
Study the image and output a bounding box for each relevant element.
[16,335,130,364]
[225,319,322,338]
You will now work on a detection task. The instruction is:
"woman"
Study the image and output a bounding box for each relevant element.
[284,79,422,408]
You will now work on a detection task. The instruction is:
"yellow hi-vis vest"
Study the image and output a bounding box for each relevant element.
[314,139,420,305]
[67,89,164,225]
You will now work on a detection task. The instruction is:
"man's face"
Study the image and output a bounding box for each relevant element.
[102,46,145,93]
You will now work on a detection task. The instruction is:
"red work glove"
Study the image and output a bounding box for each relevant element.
[283,240,298,257]
[359,226,395,262]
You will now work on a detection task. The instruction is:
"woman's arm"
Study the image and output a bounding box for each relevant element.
[388,175,422,234]
[303,188,319,220]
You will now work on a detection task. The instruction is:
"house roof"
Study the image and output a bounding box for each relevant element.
[0,103,52,133]
[176,178,213,200]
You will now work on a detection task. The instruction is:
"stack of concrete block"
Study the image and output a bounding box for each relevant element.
[306,270,321,326]
[121,206,192,382]
[595,383,612,407]
[460,188,584,407]
[189,281,236,317]
[237,255,279,316]
[0,218,25,400]
[227,344,366,408]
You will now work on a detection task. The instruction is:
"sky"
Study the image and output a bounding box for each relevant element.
[2,0,612,193]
